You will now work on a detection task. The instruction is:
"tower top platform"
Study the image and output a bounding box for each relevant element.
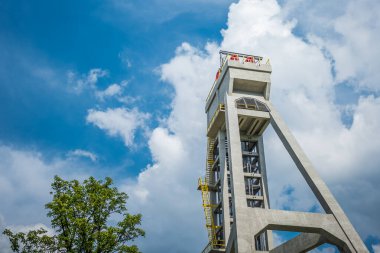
[205,50,272,113]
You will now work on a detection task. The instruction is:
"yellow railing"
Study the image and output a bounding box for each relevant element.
[198,136,225,249]
[198,178,225,249]
[205,137,215,185]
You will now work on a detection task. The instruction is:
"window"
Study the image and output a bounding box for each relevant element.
[235,97,269,112]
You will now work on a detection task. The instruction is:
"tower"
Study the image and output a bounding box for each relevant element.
[198,51,368,253]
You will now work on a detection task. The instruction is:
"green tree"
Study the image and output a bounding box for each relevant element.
[3,228,58,253]
[3,176,145,253]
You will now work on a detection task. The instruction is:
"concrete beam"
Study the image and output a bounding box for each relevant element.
[236,109,270,119]
[270,233,326,253]
[251,209,343,235]
[250,209,355,252]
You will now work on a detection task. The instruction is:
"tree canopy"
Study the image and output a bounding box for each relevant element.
[3,176,145,253]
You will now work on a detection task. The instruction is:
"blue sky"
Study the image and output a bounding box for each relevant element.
[1,0,380,253]
[0,0,232,177]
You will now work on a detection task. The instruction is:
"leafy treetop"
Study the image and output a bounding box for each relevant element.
[3,176,145,253]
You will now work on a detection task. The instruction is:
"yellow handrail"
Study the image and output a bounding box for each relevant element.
[198,177,225,248]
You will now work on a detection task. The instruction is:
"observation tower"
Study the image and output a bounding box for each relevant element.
[198,51,368,253]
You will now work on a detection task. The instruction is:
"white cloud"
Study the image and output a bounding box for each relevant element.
[119,43,220,252]
[279,0,348,38]
[5,223,55,236]
[0,214,11,253]
[67,149,98,162]
[149,128,185,168]
[86,69,108,85]
[123,126,205,252]
[95,83,123,100]
[117,95,141,105]
[123,0,380,252]
[99,80,129,100]
[0,222,54,253]
[0,146,90,223]
[373,244,380,253]
[68,67,131,101]
[118,51,133,68]
[310,0,380,91]
[86,107,150,147]
[110,0,234,24]
[281,0,380,92]
[101,83,122,96]
[68,68,108,94]
[0,145,91,252]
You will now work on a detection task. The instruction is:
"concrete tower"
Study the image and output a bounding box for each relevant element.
[198,51,368,253]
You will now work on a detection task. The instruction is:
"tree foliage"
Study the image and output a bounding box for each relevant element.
[3,176,145,253]
[3,228,58,253]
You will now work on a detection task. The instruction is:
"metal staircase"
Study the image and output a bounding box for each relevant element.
[206,138,215,185]
[198,137,225,250]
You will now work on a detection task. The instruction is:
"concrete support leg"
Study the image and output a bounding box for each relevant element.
[219,131,231,241]
[225,95,254,253]
[257,137,273,250]
[267,101,368,253]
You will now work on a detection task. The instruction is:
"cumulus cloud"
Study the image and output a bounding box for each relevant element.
[124,127,187,203]
[122,0,380,252]
[0,145,91,252]
[281,0,380,91]
[86,107,150,147]
[309,0,380,91]
[120,44,219,252]
[67,149,98,162]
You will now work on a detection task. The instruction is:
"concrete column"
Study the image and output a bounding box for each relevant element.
[219,131,231,241]
[257,137,273,249]
[225,94,254,253]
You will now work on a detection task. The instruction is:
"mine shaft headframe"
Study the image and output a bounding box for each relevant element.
[219,50,265,67]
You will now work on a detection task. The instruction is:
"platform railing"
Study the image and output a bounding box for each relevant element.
[206,50,270,103]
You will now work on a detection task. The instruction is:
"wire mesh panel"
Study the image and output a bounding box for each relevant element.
[235,97,269,112]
